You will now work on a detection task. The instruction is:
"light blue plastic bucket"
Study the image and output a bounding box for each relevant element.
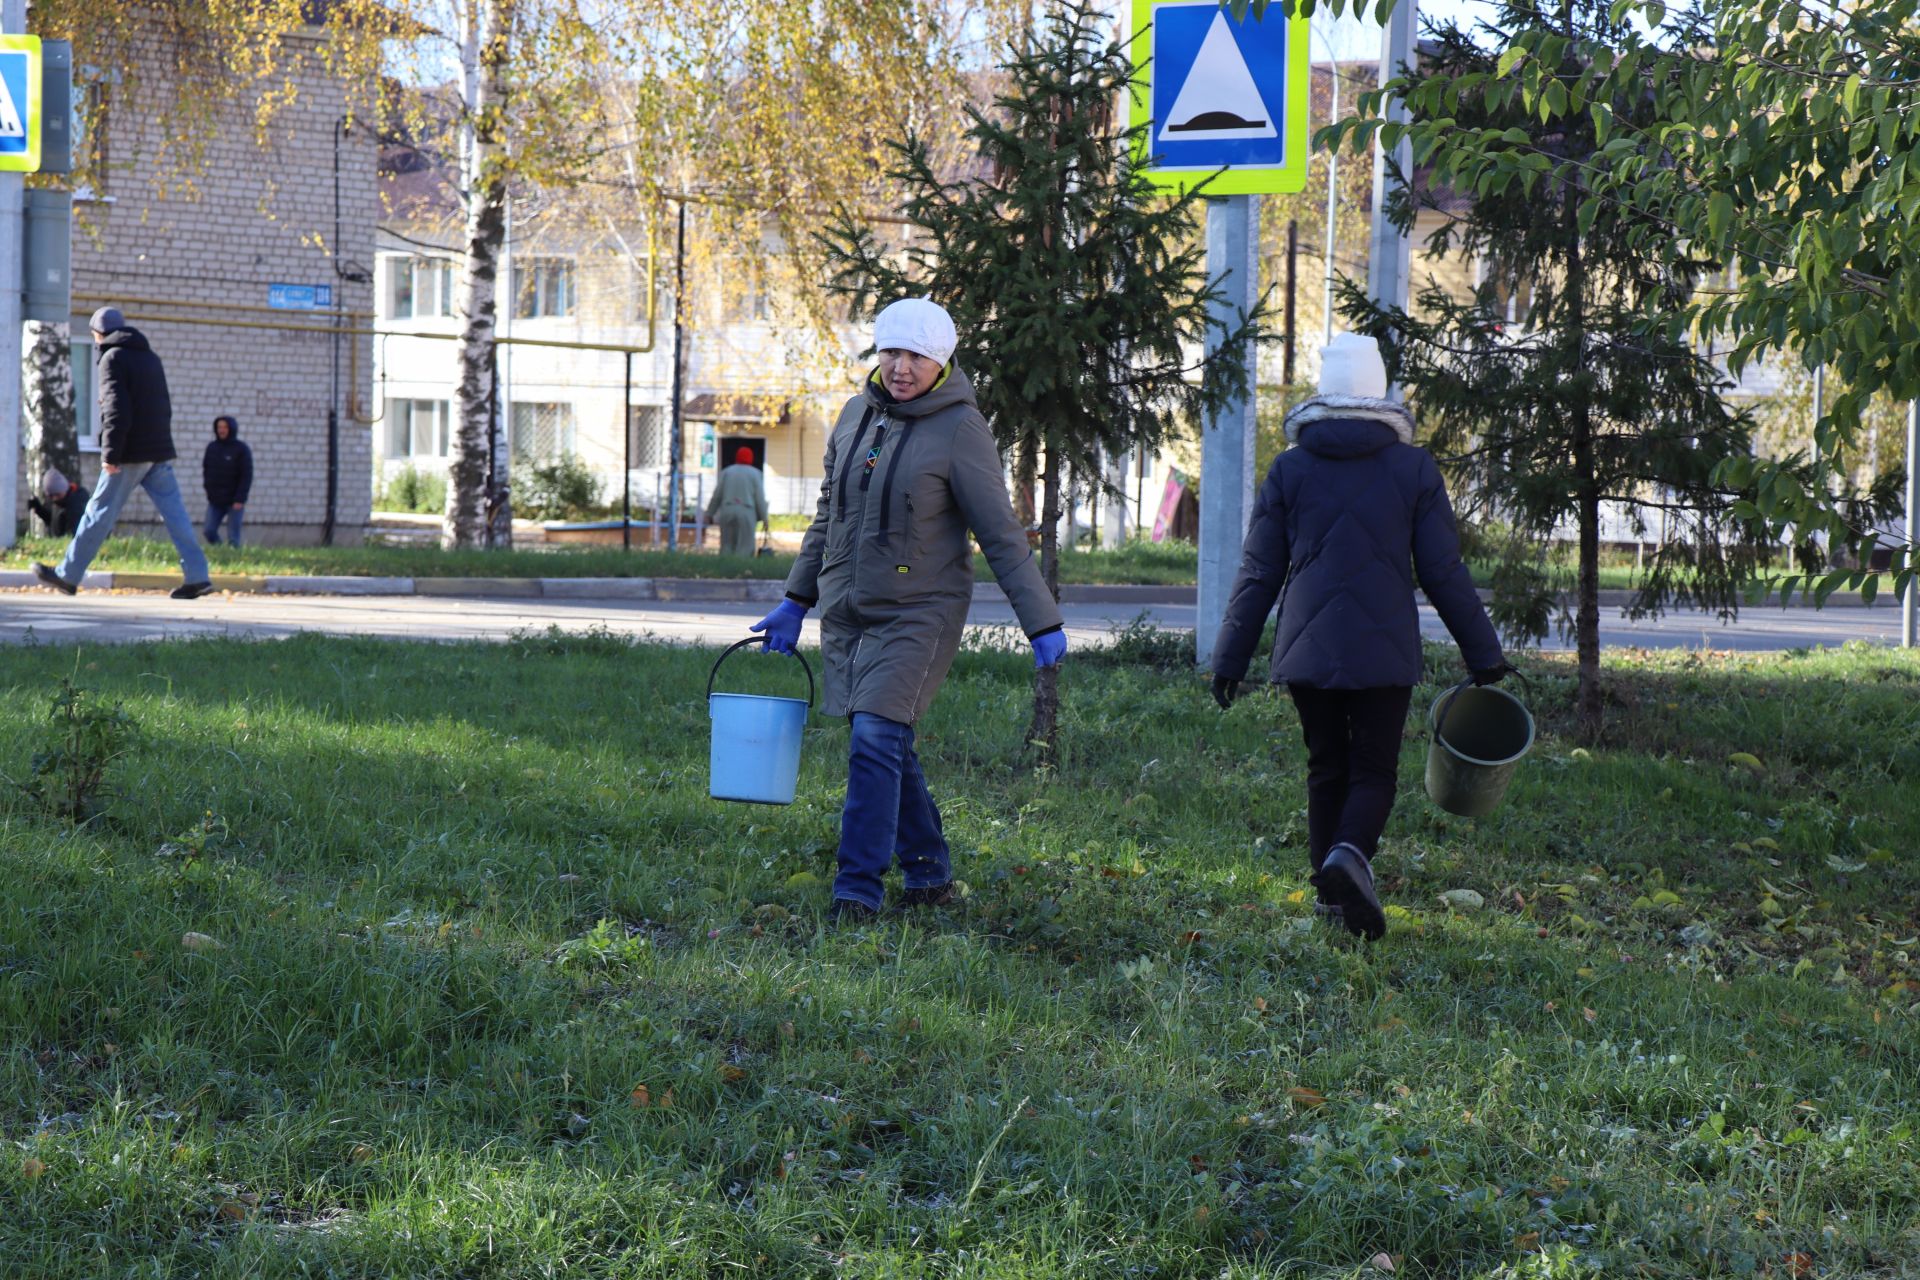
[707,636,815,805]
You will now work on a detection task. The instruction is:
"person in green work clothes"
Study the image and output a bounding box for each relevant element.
[707,446,769,557]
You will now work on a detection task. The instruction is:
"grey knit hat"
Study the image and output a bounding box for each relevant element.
[89,306,124,335]
[43,468,70,498]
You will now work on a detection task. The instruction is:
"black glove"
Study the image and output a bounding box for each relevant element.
[1471,663,1512,687]
[1211,675,1240,710]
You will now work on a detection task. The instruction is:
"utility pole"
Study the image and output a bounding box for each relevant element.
[0,0,27,550]
[1367,0,1417,364]
[1318,24,1341,346]
[1195,194,1260,667]
[1905,399,1917,648]
[1284,218,1298,386]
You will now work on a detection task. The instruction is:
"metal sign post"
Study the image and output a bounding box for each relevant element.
[1130,0,1307,665]
[0,13,32,549]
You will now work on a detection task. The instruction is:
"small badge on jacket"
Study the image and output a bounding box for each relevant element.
[896,565,909,574]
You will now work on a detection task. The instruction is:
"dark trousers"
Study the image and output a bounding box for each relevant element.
[1288,684,1415,872]
[834,712,952,909]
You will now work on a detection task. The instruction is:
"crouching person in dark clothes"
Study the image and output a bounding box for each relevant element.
[28,468,90,536]
[1209,333,1508,940]
[751,298,1066,923]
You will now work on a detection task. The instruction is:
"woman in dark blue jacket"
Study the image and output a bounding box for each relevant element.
[1210,334,1507,941]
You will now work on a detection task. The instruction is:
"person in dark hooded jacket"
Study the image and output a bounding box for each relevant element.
[203,415,253,546]
[1210,333,1508,941]
[31,307,213,599]
[27,468,90,537]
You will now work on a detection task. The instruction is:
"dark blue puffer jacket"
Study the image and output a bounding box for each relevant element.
[1210,396,1503,689]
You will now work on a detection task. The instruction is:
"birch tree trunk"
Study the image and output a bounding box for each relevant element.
[444,0,513,550]
[22,321,78,534]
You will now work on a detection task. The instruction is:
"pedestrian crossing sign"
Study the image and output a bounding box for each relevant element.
[0,35,43,174]
[1130,0,1308,196]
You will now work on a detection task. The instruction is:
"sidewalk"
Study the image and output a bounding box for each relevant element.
[0,570,1897,609]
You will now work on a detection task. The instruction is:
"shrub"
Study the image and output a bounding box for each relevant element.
[376,464,447,514]
[514,455,605,521]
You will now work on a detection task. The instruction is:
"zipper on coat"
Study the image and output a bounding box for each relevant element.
[876,424,912,545]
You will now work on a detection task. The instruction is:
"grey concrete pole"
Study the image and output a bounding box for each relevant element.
[1366,0,1417,335]
[1905,399,1918,648]
[1318,25,1340,347]
[1196,194,1260,668]
[0,0,26,549]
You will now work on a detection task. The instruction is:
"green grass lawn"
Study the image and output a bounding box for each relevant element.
[2,633,1916,1277]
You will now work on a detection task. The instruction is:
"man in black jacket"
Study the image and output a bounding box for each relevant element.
[27,468,90,537]
[31,307,213,599]
[202,415,253,546]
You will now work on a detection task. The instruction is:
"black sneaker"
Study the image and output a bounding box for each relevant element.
[1311,844,1386,941]
[31,562,77,596]
[829,898,878,925]
[170,581,215,600]
[900,882,959,908]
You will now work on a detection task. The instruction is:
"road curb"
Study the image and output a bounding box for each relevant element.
[2,569,1894,610]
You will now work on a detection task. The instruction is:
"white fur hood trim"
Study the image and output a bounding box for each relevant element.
[1283,395,1415,445]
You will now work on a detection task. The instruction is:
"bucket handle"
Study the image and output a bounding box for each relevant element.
[1433,666,1533,744]
[708,635,816,708]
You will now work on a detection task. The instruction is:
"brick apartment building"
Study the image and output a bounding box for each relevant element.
[29,19,377,545]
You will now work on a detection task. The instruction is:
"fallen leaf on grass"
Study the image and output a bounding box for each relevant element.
[720,1065,748,1084]
[181,932,223,952]
[1513,1231,1540,1251]
[1369,1253,1396,1273]
[630,1085,652,1108]
[783,871,821,889]
[214,1199,250,1223]
[1437,889,1484,911]
[1582,1007,1598,1023]
[1285,1087,1326,1109]
[22,1157,46,1180]
[1782,1253,1815,1278]
[1251,996,1268,1013]
[347,1144,374,1163]
[1727,752,1765,775]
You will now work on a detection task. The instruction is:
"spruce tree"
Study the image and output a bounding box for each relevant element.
[1328,0,1768,736]
[821,0,1264,757]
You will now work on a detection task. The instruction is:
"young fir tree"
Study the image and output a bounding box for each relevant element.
[1327,0,1768,736]
[820,0,1264,757]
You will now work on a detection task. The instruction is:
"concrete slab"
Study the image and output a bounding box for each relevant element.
[412,577,544,599]
[265,576,415,596]
[112,572,264,593]
[654,578,785,603]
[540,578,657,599]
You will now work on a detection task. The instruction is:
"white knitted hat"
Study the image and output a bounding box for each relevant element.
[873,298,957,366]
[1318,332,1389,400]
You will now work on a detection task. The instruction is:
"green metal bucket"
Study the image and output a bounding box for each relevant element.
[1424,675,1535,818]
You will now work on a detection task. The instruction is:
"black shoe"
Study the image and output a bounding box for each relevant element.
[170,581,215,600]
[1312,900,1346,927]
[829,898,878,925]
[32,562,77,596]
[900,882,959,908]
[1311,844,1386,941]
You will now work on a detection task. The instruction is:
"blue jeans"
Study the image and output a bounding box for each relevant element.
[835,712,952,910]
[205,503,244,546]
[57,461,210,585]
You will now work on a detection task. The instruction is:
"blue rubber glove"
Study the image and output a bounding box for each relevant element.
[1031,628,1067,670]
[751,599,808,655]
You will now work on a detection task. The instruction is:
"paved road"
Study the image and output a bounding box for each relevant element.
[0,587,1908,652]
